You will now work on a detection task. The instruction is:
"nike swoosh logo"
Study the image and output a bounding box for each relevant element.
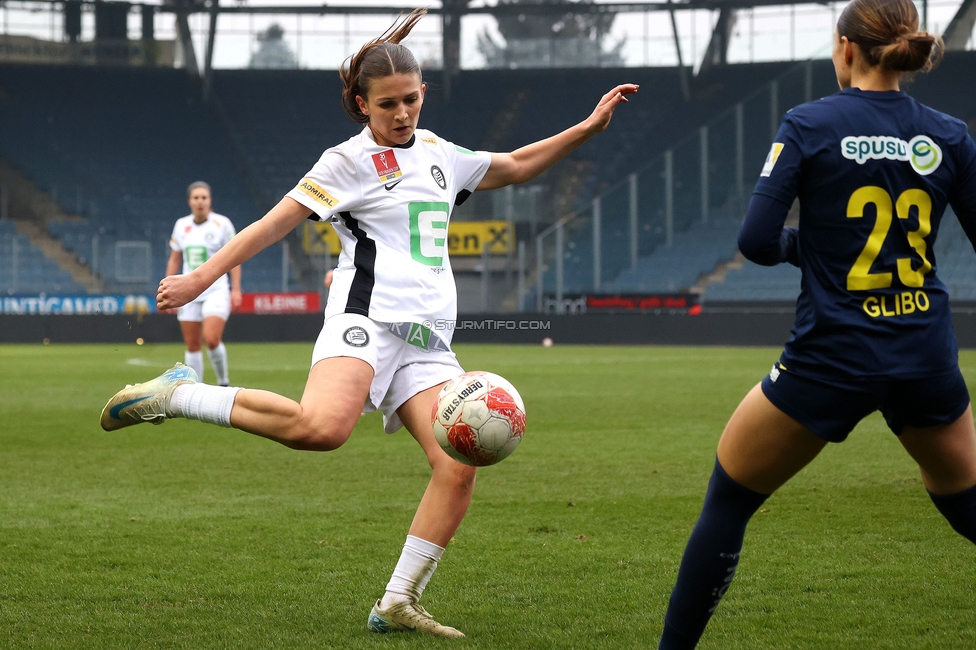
[384,180,402,191]
[109,396,151,419]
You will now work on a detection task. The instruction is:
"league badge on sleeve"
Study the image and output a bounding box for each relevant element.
[372,150,403,182]
[760,142,785,177]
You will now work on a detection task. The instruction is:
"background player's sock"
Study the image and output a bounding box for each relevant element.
[659,459,769,650]
[206,343,230,386]
[929,483,976,544]
[380,535,445,608]
[169,384,241,427]
[184,350,204,383]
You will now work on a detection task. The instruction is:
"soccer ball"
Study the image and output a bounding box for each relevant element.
[432,371,526,467]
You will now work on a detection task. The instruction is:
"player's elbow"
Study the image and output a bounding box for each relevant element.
[500,154,534,186]
[737,233,780,267]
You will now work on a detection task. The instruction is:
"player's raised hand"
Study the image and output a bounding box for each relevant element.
[157,273,205,311]
[585,84,639,133]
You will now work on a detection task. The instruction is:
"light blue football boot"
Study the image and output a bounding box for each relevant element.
[100,363,198,431]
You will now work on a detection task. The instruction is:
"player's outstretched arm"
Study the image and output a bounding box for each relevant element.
[476,83,638,191]
[157,197,311,310]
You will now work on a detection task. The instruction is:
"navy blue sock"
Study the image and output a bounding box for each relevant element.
[658,460,770,650]
[929,483,976,545]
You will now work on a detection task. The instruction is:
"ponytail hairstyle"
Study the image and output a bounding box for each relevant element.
[339,8,427,124]
[837,0,944,73]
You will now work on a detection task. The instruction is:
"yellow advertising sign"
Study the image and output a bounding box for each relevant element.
[448,221,510,255]
[304,220,510,257]
[303,222,341,255]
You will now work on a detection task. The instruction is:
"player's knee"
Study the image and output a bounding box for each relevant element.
[287,414,355,451]
[433,454,477,491]
[203,335,221,350]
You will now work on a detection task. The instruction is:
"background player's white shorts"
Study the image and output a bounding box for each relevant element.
[311,313,463,434]
[177,289,232,322]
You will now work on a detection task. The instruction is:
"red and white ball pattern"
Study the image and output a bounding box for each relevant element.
[432,371,527,467]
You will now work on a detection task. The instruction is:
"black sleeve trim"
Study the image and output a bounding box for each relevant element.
[455,189,472,207]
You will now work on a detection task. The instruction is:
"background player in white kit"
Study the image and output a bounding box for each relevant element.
[166,181,242,386]
[102,8,637,638]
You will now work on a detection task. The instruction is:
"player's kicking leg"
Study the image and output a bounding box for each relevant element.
[100,358,371,452]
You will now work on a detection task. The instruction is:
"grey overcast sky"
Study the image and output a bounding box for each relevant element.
[0,0,970,70]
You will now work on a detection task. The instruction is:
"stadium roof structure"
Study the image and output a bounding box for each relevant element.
[16,0,976,99]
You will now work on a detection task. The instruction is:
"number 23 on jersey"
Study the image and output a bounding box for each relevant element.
[846,186,934,291]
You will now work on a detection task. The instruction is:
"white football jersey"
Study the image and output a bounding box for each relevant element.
[286,127,492,340]
[169,212,237,296]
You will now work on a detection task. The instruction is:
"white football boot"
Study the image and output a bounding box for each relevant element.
[367,599,465,638]
[100,363,198,431]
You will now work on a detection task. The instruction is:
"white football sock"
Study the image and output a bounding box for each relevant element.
[380,535,445,608]
[168,383,242,427]
[184,350,204,383]
[206,343,230,386]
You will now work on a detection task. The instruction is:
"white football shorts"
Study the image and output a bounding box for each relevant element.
[177,288,232,322]
[311,313,463,434]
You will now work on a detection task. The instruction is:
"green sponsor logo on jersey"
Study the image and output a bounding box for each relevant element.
[409,202,449,266]
[185,246,208,270]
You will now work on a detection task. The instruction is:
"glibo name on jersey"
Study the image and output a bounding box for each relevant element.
[862,290,931,319]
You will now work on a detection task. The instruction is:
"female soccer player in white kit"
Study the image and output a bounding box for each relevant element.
[167,181,242,386]
[101,9,637,637]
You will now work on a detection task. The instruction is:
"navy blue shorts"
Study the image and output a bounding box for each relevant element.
[760,365,971,443]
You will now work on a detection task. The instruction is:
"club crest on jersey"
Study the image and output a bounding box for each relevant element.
[371,149,403,182]
[841,135,943,176]
[342,326,369,347]
[431,165,447,189]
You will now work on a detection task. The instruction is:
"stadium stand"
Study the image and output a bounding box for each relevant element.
[703,258,803,302]
[531,58,840,297]
[605,217,742,293]
[609,52,976,302]
[210,67,685,215]
[0,219,85,294]
[2,50,975,303]
[933,209,976,301]
[0,64,298,293]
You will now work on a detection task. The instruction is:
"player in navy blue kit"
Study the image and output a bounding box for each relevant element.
[658,0,976,647]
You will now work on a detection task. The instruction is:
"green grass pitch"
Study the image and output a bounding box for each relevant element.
[1,342,975,649]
